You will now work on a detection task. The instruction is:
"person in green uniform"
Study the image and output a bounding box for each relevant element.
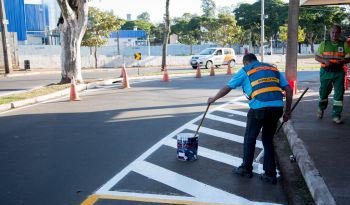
[315,24,350,124]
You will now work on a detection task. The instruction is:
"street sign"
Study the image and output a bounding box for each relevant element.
[134,52,141,60]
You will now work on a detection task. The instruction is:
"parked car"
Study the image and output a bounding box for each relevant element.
[189,47,236,69]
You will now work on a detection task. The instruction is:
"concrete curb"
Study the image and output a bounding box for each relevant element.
[282,119,336,205]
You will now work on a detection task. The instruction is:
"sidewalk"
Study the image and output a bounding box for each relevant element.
[283,81,350,205]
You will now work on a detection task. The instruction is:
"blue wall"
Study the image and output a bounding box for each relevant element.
[4,0,27,41]
[25,4,49,36]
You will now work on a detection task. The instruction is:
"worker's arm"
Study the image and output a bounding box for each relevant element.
[208,85,232,104]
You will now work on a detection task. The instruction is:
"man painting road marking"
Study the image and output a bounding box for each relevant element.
[81,96,280,205]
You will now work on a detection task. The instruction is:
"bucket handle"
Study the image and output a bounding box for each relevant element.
[194,103,211,138]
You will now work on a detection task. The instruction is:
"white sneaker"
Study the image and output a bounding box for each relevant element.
[332,117,343,124]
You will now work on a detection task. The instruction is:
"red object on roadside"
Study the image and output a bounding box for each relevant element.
[288,80,297,95]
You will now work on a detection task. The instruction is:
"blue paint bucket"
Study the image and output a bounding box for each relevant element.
[177,133,198,161]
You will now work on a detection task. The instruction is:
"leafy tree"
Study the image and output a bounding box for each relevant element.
[279,24,305,54]
[299,6,347,53]
[56,0,89,83]
[234,0,287,47]
[201,0,216,18]
[162,0,170,70]
[171,14,201,54]
[82,7,125,68]
[137,12,151,22]
[121,20,153,34]
[216,14,242,47]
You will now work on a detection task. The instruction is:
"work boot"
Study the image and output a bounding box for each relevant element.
[332,117,343,124]
[317,109,324,119]
[259,173,277,184]
[234,165,253,178]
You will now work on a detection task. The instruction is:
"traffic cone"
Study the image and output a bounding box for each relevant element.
[122,65,130,88]
[119,64,125,78]
[162,67,170,82]
[209,66,215,76]
[226,62,232,75]
[70,76,81,101]
[195,63,201,78]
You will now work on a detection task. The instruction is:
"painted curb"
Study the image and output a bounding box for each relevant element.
[282,119,336,205]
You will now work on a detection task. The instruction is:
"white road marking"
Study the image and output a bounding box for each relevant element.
[206,113,246,127]
[186,124,263,149]
[164,138,263,174]
[216,107,247,116]
[91,96,282,205]
[131,161,277,205]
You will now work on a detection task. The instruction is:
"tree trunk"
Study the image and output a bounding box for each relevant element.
[94,46,97,68]
[161,0,170,71]
[57,0,88,84]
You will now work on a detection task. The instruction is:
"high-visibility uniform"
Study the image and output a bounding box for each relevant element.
[316,40,349,118]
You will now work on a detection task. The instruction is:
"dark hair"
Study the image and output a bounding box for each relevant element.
[243,53,258,64]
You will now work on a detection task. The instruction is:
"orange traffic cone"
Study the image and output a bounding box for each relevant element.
[226,62,232,75]
[122,65,130,88]
[119,64,124,78]
[70,76,81,101]
[162,67,170,82]
[195,63,201,78]
[209,66,215,76]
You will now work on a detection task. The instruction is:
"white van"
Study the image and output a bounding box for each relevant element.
[189,47,236,69]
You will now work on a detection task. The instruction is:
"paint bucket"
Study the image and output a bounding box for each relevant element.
[176,133,198,161]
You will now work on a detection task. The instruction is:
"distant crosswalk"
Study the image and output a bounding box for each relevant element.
[81,96,283,205]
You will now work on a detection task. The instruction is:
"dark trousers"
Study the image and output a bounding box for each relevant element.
[242,107,283,177]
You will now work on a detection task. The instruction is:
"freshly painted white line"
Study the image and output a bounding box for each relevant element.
[96,114,205,193]
[186,124,263,149]
[230,101,249,107]
[206,113,246,127]
[216,108,247,117]
[164,138,262,174]
[132,161,280,205]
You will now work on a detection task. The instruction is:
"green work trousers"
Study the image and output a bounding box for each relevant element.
[319,68,345,118]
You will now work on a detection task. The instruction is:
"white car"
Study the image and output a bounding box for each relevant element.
[190,47,236,69]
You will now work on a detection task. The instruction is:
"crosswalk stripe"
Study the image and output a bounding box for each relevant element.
[164,138,262,174]
[186,124,263,149]
[132,161,279,205]
[206,113,246,127]
[216,108,247,116]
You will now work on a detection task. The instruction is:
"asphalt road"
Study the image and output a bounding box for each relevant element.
[0,74,293,205]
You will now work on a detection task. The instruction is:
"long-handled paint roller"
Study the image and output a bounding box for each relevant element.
[193,102,211,138]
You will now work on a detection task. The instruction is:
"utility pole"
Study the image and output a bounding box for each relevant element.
[260,0,265,62]
[0,0,12,74]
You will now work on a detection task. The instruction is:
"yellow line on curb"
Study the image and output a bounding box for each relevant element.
[80,194,100,205]
[87,194,242,205]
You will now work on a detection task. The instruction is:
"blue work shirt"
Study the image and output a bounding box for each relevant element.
[227,61,289,109]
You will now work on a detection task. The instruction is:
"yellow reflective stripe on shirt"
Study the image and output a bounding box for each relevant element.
[251,77,280,87]
[246,66,279,76]
[251,86,282,99]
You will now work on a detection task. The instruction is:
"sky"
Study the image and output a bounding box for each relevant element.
[89,0,259,23]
